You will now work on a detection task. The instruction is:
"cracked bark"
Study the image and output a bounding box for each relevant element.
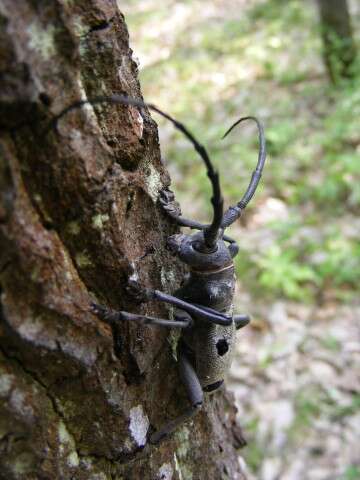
[0,1,247,479]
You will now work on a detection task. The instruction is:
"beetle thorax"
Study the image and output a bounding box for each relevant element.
[167,231,233,272]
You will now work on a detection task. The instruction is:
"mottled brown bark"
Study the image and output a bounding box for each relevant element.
[317,0,357,83]
[0,1,246,479]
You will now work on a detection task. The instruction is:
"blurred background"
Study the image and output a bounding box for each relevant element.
[124,1,360,478]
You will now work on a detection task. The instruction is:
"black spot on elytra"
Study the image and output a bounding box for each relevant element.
[203,380,224,392]
[216,338,229,356]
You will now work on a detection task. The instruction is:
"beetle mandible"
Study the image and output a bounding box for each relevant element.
[52,95,266,444]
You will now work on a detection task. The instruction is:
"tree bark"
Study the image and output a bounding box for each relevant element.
[317,0,357,83]
[0,1,246,479]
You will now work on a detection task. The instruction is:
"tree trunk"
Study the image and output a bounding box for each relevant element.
[317,0,357,83]
[0,1,246,479]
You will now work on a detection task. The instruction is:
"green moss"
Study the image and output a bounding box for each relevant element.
[92,214,110,230]
[67,221,81,236]
[12,452,35,475]
[71,16,88,38]
[31,265,41,282]
[75,252,93,268]
[179,465,193,480]
[175,426,190,458]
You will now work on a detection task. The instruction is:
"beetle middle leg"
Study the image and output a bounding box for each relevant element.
[91,302,202,444]
[91,303,193,329]
[149,342,203,444]
[120,279,233,326]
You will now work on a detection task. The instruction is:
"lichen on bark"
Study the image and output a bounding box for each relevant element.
[0,1,246,478]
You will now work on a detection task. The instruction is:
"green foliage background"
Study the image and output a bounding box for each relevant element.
[126,0,360,304]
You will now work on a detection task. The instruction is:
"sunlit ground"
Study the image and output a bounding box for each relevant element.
[124,1,360,478]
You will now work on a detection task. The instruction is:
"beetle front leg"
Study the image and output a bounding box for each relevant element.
[159,188,206,230]
[150,344,203,444]
[160,189,238,249]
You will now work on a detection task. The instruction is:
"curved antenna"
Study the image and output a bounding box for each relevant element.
[221,116,266,229]
[50,94,223,251]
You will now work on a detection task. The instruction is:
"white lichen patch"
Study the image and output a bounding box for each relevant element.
[58,421,73,444]
[0,373,14,396]
[158,463,173,480]
[129,405,149,447]
[144,164,162,202]
[18,317,56,350]
[10,389,34,421]
[60,338,98,367]
[73,76,99,128]
[131,52,141,69]
[58,421,79,465]
[123,438,133,453]
[27,23,57,61]
[92,214,110,230]
[67,451,79,468]
[128,263,139,283]
[174,453,183,480]
[65,271,73,281]
[174,432,193,480]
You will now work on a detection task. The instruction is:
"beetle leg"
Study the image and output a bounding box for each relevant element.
[150,344,203,444]
[159,188,206,230]
[224,236,239,258]
[152,290,232,326]
[160,189,238,249]
[91,303,192,328]
[234,314,250,329]
[124,280,231,326]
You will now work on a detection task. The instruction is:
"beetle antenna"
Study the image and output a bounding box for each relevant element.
[221,116,266,229]
[50,94,223,251]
